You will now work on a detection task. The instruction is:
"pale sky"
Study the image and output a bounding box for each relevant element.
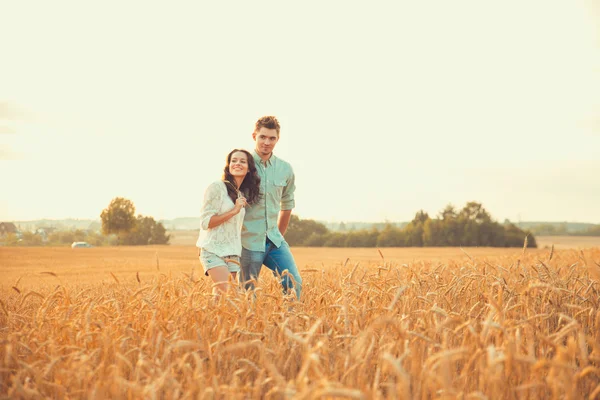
[1,0,599,224]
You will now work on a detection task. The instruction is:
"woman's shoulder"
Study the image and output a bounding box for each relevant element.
[206,180,227,192]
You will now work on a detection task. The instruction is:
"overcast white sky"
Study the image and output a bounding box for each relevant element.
[1,0,599,224]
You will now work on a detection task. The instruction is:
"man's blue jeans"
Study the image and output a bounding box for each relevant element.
[241,239,302,300]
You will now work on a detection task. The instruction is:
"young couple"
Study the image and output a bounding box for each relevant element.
[196,116,303,300]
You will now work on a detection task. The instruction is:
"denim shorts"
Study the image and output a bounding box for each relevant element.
[199,249,241,276]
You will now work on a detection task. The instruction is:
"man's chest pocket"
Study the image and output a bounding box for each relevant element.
[271,180,287,198]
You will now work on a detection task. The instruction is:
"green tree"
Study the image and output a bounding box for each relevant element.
[323,232,347,247]
[571,224,600,236]
[275,207,538,248]
[48,229,88,245]
[437,204,460,245]
[376,225,405,247]
[151,220,170,244]
[504,223,536,248]
[459,202,491,224]
[2,233,19,246]
[101,197,136,238]
[412,210,430,224]
[403,222,424,246]
[423,219,444,246]
[85,230,113,246]
[304,232,326,247]
[345,229,378,247]
[121,215,170,245]
[285,216,329,246]
[439,204,457,221]
[401,210,429,246]
[20,232,43,246]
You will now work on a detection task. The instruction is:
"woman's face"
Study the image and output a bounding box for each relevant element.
[229,151,249,178]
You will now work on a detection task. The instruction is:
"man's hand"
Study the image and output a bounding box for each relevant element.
[278,209,293,236]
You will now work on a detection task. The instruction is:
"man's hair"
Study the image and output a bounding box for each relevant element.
[255,116,281,135]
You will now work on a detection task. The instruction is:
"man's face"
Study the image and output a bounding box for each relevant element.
[253,127,279,157]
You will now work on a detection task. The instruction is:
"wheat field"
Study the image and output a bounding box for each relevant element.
[1,245,599,399]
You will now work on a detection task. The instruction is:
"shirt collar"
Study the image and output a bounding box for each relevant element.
[253,149,275,166]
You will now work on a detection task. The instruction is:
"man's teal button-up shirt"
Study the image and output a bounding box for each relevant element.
[241,150,295,251]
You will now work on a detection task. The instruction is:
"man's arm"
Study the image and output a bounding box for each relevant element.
[278,209,293,235]
[279,164,296,236]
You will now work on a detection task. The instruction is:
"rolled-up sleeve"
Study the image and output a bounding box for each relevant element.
[281,167,295,211]
[200,182,223,230]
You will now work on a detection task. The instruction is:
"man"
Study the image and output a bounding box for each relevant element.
[240,116,303,300]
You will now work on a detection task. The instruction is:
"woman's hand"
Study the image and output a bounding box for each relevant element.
[207,196,247,229]
[233,196,247,213]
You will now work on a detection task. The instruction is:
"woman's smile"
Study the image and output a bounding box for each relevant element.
[229,151,249,176]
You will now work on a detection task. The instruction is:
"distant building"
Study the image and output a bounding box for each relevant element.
[35,227,56,242]
[0,222,18,236]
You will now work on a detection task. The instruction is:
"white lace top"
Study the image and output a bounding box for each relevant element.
[196,181,245,256]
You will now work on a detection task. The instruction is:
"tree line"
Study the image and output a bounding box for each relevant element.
[101,197,170,245]
[2,200,536,248]
[0,230,114,247]
[573,225,600,236]
[286,202,537,248]
[523,222,600,236]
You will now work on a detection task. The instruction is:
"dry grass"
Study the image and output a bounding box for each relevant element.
[0,246,553,290]
[1,246,599,399]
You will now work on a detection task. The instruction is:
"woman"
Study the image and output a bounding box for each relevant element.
[197,149,261,295]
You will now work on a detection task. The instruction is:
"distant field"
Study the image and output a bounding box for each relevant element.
[168,229,199,245]
[535,235,600,249]
[0,246,493,288]
[170,230,600,249]
[2,235,598,290]
[0,244,590,290]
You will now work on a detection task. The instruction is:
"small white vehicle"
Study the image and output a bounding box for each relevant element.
[71,241,92,248]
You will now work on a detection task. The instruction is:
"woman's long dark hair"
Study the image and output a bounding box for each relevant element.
[222,149,261,205]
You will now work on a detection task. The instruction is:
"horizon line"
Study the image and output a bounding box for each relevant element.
[3,217,599,225]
